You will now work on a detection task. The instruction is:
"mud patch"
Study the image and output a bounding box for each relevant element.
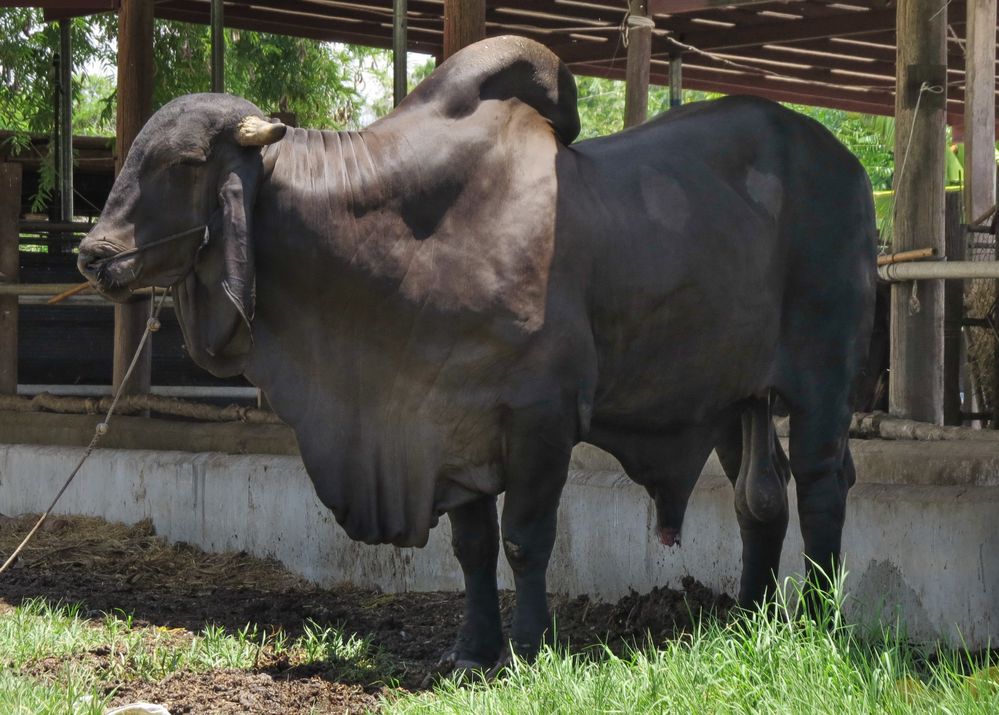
[0,514,733,711]
[112,670,378,714]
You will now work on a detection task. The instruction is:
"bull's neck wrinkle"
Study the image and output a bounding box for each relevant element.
[269,127,398,232]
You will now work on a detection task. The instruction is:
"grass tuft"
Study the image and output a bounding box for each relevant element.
[0,597,392,712]
[383,575,999,715]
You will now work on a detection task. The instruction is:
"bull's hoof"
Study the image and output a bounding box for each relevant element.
[420,650,493,688]
[485,651,514,680]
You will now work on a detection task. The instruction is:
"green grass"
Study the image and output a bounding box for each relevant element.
[0,598,387,713]
[384,577,999,715]
[4,578,999,714]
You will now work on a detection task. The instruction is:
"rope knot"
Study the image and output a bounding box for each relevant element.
[621,11,654,47]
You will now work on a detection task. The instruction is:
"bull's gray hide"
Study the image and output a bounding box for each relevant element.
[79,36,875,670]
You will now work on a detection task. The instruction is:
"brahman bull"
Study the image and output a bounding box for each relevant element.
[78,36,875,672]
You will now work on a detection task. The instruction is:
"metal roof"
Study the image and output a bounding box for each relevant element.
[35,0,999,126]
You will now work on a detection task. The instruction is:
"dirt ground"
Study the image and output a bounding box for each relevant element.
[0,514,733,713]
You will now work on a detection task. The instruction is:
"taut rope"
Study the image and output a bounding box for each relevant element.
[0,288,169,576]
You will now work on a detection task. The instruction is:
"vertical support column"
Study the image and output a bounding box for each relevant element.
[889,0,948,424]
[943,190,964,425]
[211,0,224,93]
[59,19,73,222]
[624,0,652,128]
[443,0,484,60]
[668,54,682,108]
[393,0,408,107]
[0,164,21,395]
[113,0,154,396]
[964,0,998,426]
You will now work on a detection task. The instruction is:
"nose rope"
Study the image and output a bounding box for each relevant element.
[90,224,208,267]
[0,288,170,576]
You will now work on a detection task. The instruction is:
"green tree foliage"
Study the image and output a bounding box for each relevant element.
[0,8,381,136]
[575,74,899,192]
[0,10,114,138]
[151,22,372,129]
[1,8,398,209]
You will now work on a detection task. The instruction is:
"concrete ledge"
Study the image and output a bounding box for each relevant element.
[0,411,298,455]
[1,435,997,647]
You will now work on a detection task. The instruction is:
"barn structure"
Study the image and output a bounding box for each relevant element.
[2,0,999,646]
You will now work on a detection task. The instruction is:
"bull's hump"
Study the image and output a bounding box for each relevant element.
[394,35,580,146]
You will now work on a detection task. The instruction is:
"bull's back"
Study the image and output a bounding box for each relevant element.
[556,96,875,428]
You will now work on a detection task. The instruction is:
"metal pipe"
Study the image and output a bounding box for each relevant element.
[19,294,170,307]
[393,0,408,106]
[59,20,73,221]
[211,0,224,93]
[19,220,93,232]
[17,384,258,400]
[0,283,159,296]
[878,261,999,282]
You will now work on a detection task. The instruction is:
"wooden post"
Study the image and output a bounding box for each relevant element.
[668,55,683,108]
[0,164,21,395]
[943,190,964,425]
[113,0,154,396]
[889,0,948,424]
[443,0,484,60]
[963,0,998,426]
[393,0,408,106]
[210,0,224,93]
[624,0,652,128]
[58,20,73,222]
[963,0,997,225]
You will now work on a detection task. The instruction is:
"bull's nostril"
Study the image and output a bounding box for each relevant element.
[77,250,100,276]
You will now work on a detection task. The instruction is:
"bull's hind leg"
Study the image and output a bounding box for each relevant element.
[442,496,503,671]
[715,399,791,608]
[788,399,855,608]
[500,403,574,660]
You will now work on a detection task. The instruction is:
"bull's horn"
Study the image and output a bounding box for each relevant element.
[236,115,287,146]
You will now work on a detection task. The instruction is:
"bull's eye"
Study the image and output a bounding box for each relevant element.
[175,151,207,166]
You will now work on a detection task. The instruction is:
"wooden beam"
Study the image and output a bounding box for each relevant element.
[963,0,999,426]
[648,0,803,14]
[889,0,948,424]
[41,1,118,21]
[943,190,964,425]
[673,9,897,51]
[0,163,21,395]
[624,0,652,127]
[113,0,153,397]
[443,0,485,60]
[669,55,682,108]
[58,20,73,222]
[571,61,899,116]
[965,0,998,223]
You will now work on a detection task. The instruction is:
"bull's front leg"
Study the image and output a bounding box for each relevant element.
[499,404,573,661]
[440,496,503,673]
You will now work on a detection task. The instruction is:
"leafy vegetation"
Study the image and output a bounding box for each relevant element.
[0,8,409,209]
[0,8,390,136]
[575,74,899,191]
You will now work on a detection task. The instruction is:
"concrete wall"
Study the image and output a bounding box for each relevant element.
[1,434,997,647]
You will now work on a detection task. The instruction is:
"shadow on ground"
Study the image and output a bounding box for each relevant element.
[0,514,733,712]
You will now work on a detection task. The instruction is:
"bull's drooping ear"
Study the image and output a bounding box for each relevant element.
[172,165,258,377]
[236,115,287,146]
